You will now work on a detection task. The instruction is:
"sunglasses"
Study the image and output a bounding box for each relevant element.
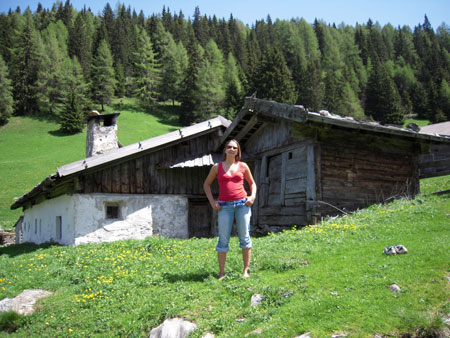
[226,145,238,150]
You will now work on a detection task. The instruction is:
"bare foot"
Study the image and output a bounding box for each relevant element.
[218,274,226,281]
[243,270,250,278]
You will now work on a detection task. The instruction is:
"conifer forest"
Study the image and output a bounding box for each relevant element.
[0,1,449,132]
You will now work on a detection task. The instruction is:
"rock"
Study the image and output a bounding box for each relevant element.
[202,333,215,338]
[383,246,397,255]
[332,334,348,338]
[250,294,264,306]
[437,327,450,338]
[149,318,197,338]
[389,284,401,293]
[406,123,420,132]
[0,289,52,315]
[295,332,312,338]
[394,244,408,254]
[443,315,450,326]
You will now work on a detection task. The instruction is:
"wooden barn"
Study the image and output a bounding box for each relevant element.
[214,98,450,231]
[11,97,450,245]
[418,121,450,179]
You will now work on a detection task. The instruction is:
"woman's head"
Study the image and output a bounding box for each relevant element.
[222,139,241,161]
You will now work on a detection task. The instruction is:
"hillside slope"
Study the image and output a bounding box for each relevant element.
[0,175,448,337]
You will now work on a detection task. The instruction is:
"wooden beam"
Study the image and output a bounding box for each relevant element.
[234,115,259,143]
[306,143,317,224]
[280,152,287,206]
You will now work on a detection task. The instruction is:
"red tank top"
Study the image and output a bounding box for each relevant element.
[217,162,247,201]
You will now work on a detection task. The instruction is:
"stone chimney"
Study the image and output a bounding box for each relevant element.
[85,111,120,157]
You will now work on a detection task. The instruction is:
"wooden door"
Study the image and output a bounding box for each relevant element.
[188,200,213,238]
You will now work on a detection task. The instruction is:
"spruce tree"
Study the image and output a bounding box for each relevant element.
[293,57,324,111]
[60,87,85,133]
[224,53,244,114]
[179,26,202,125]
[439,79,450,120]
[68,9,93,79]
[0,55,14,125]
[37,21,71,116]
[365,61,404,124]
[160,34,188,105]
[196,40,226,117]
[11,11,43,116]
[253,47,297,104]
[91,39,116,111]
[132,28,160,106]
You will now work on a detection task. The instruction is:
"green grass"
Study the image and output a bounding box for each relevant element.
[404,118,430,128]
[0,98,180,229]
[0,176,449,337]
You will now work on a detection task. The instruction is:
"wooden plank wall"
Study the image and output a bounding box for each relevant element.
[245,120,295,155]
[80,132,220,196]
[418,143,450,178]
[317,131,419,217]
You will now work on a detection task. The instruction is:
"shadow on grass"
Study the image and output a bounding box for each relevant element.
[0,242,62,257]
[162,271,215,283]
[48,128,83,137]
[113,100,181,127]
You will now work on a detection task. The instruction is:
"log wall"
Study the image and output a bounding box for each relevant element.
[316,128,420,217]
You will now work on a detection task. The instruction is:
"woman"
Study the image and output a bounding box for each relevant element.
[203,139,257,280]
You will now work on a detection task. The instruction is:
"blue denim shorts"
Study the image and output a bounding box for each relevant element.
[216,198,252,252]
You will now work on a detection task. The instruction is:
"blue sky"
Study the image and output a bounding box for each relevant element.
[1,0,449,28]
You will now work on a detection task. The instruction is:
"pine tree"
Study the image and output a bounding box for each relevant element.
[179,27,202,125]
[69,9,93,79]
[37,22,71,116]
[365,61,404,124]
[294,58,324,112]
[91,39,116,111]
[0,55,14,125]
[11,11,43,115]
[133,28,160,106]
[224,53,244,114]
[253,47,297,104]
[115,61,126,98]
[439,79,450,120]
[159,34,188,105]
[67,56,91,111]
[196,40,226,117]
[60,87,85,133]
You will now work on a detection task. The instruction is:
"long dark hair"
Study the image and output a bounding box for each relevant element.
[222,139,241,162]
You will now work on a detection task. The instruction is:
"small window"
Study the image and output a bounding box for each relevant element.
[35,219,37,234]
[288,152,293,160]
[56,216,62,239]
[106,204,120,219]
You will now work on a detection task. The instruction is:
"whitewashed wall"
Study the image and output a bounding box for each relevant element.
[22,193,189,245]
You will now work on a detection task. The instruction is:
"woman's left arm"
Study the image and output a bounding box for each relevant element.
[243,163,257,206]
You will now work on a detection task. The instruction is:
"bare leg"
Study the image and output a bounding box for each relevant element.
[218,252,227,280]
[242,248,251,277]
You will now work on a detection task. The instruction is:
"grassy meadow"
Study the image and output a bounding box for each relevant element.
[0,175,449,337]
[0,101,449,336]
[0,98,180,229]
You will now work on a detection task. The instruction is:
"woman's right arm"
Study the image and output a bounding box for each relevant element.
[203,164,221,211]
